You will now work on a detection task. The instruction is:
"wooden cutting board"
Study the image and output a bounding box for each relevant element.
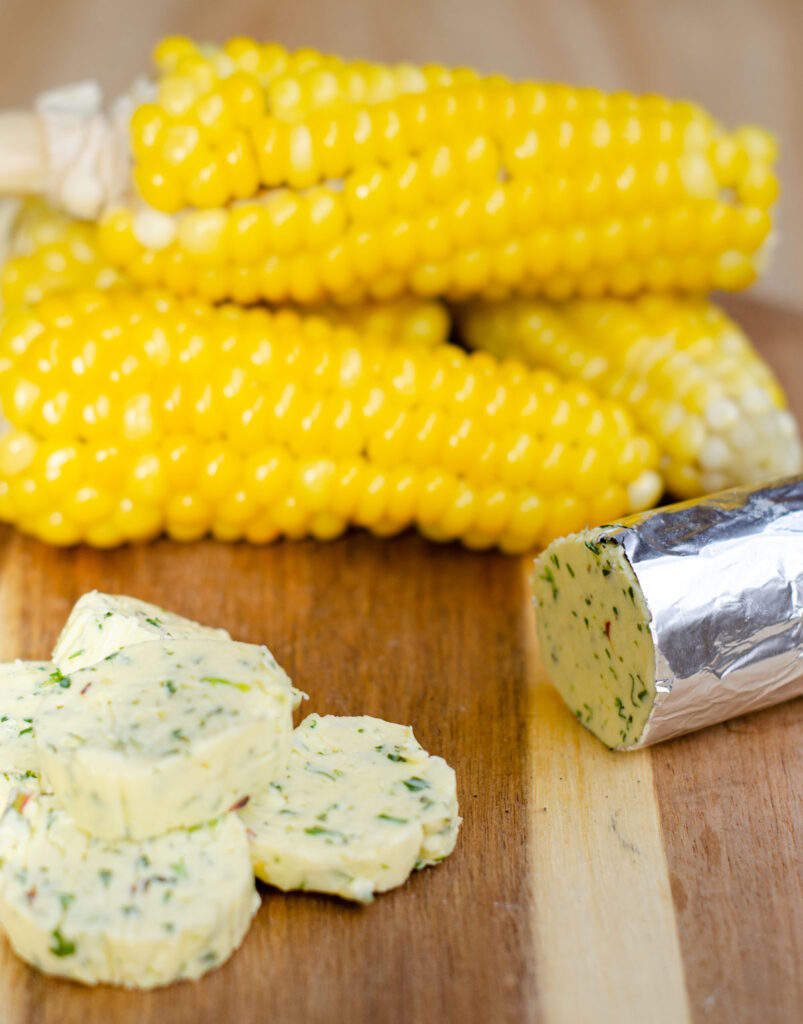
[0,296,800,1024]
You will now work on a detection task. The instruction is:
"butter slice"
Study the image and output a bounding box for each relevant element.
[0,661,56,776]
[240,714,460,903]
[0,788,258,988]
[532,529,656,748]
[52,592,231,672]
[35,639,295,839]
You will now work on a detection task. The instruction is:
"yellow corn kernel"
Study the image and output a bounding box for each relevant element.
[74,39,780,304]
[459,295,802,497]
[0,286,662,551]
[2,201,127,307]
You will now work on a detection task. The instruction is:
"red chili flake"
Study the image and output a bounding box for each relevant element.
[13,792,31,814]
[604,621,611,640]
[81,683,92,695]
[25,886,37,903]
[245,828,257,840]
[228,795,250,812]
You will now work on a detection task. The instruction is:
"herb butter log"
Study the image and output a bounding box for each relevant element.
[240,714,460,902]
[533,476,803,749]
[0,787,258,988]
[52,591,230,672]
[35,639,298,839]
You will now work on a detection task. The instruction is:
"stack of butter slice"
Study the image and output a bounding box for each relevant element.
[0,593,460,989]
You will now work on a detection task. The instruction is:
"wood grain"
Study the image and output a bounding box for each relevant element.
[654,293,803,1024]
[0,532,536,1024]
[524,575,691,1024]
[0,295,799,1023]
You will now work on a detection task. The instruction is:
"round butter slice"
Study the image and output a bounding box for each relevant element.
[52,591,231,673]
[0,661,57,776]
[240,714,460,903]
[0,788,258,988]
[35,639,295,840]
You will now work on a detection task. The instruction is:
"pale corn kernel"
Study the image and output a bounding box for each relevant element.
[459,294,800,498]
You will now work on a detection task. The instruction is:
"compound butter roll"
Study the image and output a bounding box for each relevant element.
[532,476,803,748]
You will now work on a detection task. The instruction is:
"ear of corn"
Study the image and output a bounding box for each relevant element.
[2,199,126,306]
[0,286,663,552]
[86,35,778,306]
[457,295,801,497]
[1,199,451,347]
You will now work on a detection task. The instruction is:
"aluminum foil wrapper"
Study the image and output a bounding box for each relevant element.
[598,475,803,747]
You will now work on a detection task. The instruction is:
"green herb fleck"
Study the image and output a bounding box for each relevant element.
[402,777,430,792]
[67,649,85,660]
[170,859,188,879]
[49,668,68,688]
[386,753,406,763]
[584,539,601,557]
[200,676,250,692]
[566,563,575,578]
[58,892,75,911]
[99,870,112,887]
[539,565,558,601]
[145,617,162,628]
[304,826,345,840]
[163,679,177,695]
[49,930,75,957]
[377,814,408,824]
[18,727,33,737]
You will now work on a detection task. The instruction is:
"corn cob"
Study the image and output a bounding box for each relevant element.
[1,199,451,348]
[1,199,125,306]
[0,39,778,306]
[458,295,801,497]
[0,286,662,552]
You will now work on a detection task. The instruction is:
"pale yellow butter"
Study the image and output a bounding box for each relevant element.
[35,639,296,839]
[532,529,656,749]
[241,714,460,902]
[52,592,230,672]
[0,787,258,988]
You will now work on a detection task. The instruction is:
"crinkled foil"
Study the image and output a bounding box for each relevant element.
[596,475,803,748]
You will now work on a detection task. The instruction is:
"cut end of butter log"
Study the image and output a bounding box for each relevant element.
[35,639,296,840]
[533,529,656,749]
[0,786,259,989]
[240,714,461,903]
